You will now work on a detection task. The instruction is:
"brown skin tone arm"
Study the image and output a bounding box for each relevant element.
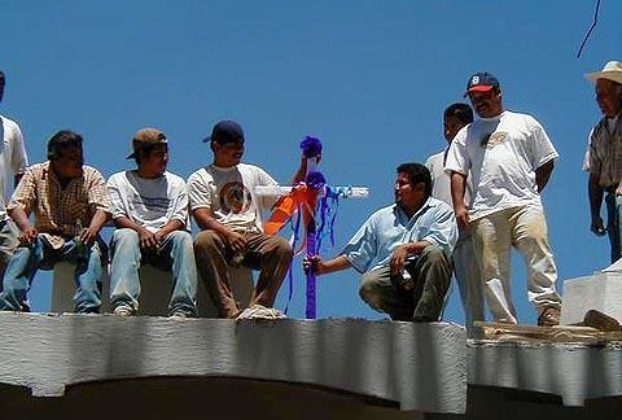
[193,207,247,252]
[535,160,555,193]
[304,255,352,275]
[292,154,322,184]
[113,216,185,250]
[389,240,432,275]
[80,208,110,245]
[8,207,37,245]
[450,171,469,231]
[588,172,607,236]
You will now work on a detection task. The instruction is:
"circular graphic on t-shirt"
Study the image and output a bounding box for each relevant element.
[219,182,252,214]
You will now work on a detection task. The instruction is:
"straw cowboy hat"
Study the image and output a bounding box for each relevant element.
[585,61,622,85]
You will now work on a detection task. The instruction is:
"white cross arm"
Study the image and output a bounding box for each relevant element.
[254,185,370,199]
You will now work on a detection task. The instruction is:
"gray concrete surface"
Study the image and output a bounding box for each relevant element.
[561,271,622,325]
[468,340,622,406]
[0,314,467,414]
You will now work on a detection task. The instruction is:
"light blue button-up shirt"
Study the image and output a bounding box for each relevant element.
[342,197,458,273]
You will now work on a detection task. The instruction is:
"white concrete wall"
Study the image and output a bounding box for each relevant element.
[468,340,622,406]
[561,271,622,324]
[0,314,467,414]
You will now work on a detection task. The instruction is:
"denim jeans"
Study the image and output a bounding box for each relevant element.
[109,229,197,316]
[0,235,104,313]
[605,192,622,264]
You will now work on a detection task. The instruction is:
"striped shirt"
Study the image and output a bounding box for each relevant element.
[589,114,622,188]
[8,162,110,248]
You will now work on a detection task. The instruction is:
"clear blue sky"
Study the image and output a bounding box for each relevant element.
[1,1,620,323]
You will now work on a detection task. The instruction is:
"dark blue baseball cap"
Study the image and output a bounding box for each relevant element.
[203,120,245,144]
[464,72,500,96]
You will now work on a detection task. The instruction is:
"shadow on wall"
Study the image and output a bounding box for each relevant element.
[0,377,424,420]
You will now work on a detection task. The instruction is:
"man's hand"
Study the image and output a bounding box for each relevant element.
[139,228,160,250]
[19,226,38,246]
[390,244,410,275]
[454,204,470,231]
[303,255,327,275]
[591,216,607,237]
[154,230,167,244]
[225,230,247,253]
[80,226,98,245]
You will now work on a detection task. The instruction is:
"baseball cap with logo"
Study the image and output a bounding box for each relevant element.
[464,72,500,97]
[202,120,245,145]
[127,128,168,159]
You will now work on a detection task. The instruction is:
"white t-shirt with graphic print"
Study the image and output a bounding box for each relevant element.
[107,170,189,232]
[187,163,278,233]
[445,110,558,221]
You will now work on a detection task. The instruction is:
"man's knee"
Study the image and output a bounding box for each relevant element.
[358,274,384,310]
[112,228,139,247]
[269,236,293,259]
[194,230,222,252]
[168,230,194,249]
[419,245,450,266]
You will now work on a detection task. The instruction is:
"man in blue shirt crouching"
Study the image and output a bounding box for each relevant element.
[304,163,457,322]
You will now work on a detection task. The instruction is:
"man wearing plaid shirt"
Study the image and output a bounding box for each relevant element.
[0,130,110,313]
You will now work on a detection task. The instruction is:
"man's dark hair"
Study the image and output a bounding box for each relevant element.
[396,163,432,198]
[0,70,5,82]
[443,103,474,125]
[47,130,83,160]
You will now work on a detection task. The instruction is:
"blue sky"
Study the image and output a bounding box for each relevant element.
[1,1,620,323]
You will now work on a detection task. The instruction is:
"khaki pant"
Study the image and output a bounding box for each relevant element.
[470,205,561,324]
[358,245,452,322]
[453,230,484,335]
[194,230,293,318]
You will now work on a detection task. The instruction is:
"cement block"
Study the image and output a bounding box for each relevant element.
[52,262,253,317]
[561,272,622,325]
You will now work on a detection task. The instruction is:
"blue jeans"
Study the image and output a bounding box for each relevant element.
[0,235,104,313]
[605,193,622,263]
[109,229,197,316]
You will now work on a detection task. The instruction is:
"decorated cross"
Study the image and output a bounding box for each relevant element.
[255,136,369,319]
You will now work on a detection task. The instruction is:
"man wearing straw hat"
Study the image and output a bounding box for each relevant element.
[585,61,622,264]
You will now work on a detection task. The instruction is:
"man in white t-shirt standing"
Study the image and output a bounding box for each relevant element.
[107,128,197,317]
[445,72,562,326]
[0,70,28,279]
[190,120,303,319]
[425,103,483,334]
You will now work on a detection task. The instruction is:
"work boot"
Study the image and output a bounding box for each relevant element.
[537,306,560,327]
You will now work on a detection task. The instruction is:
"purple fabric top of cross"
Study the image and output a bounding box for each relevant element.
[300,136,322,158]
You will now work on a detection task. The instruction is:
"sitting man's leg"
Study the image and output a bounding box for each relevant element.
[0,236,50,311]
[157,230,197,317]
[109,228,142,315]
[63,238,104,314]
[245,233,293,309]
[359,266,414,321]
[194,230,240,318]
[0,220,20,287]
[407,245,452,322]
